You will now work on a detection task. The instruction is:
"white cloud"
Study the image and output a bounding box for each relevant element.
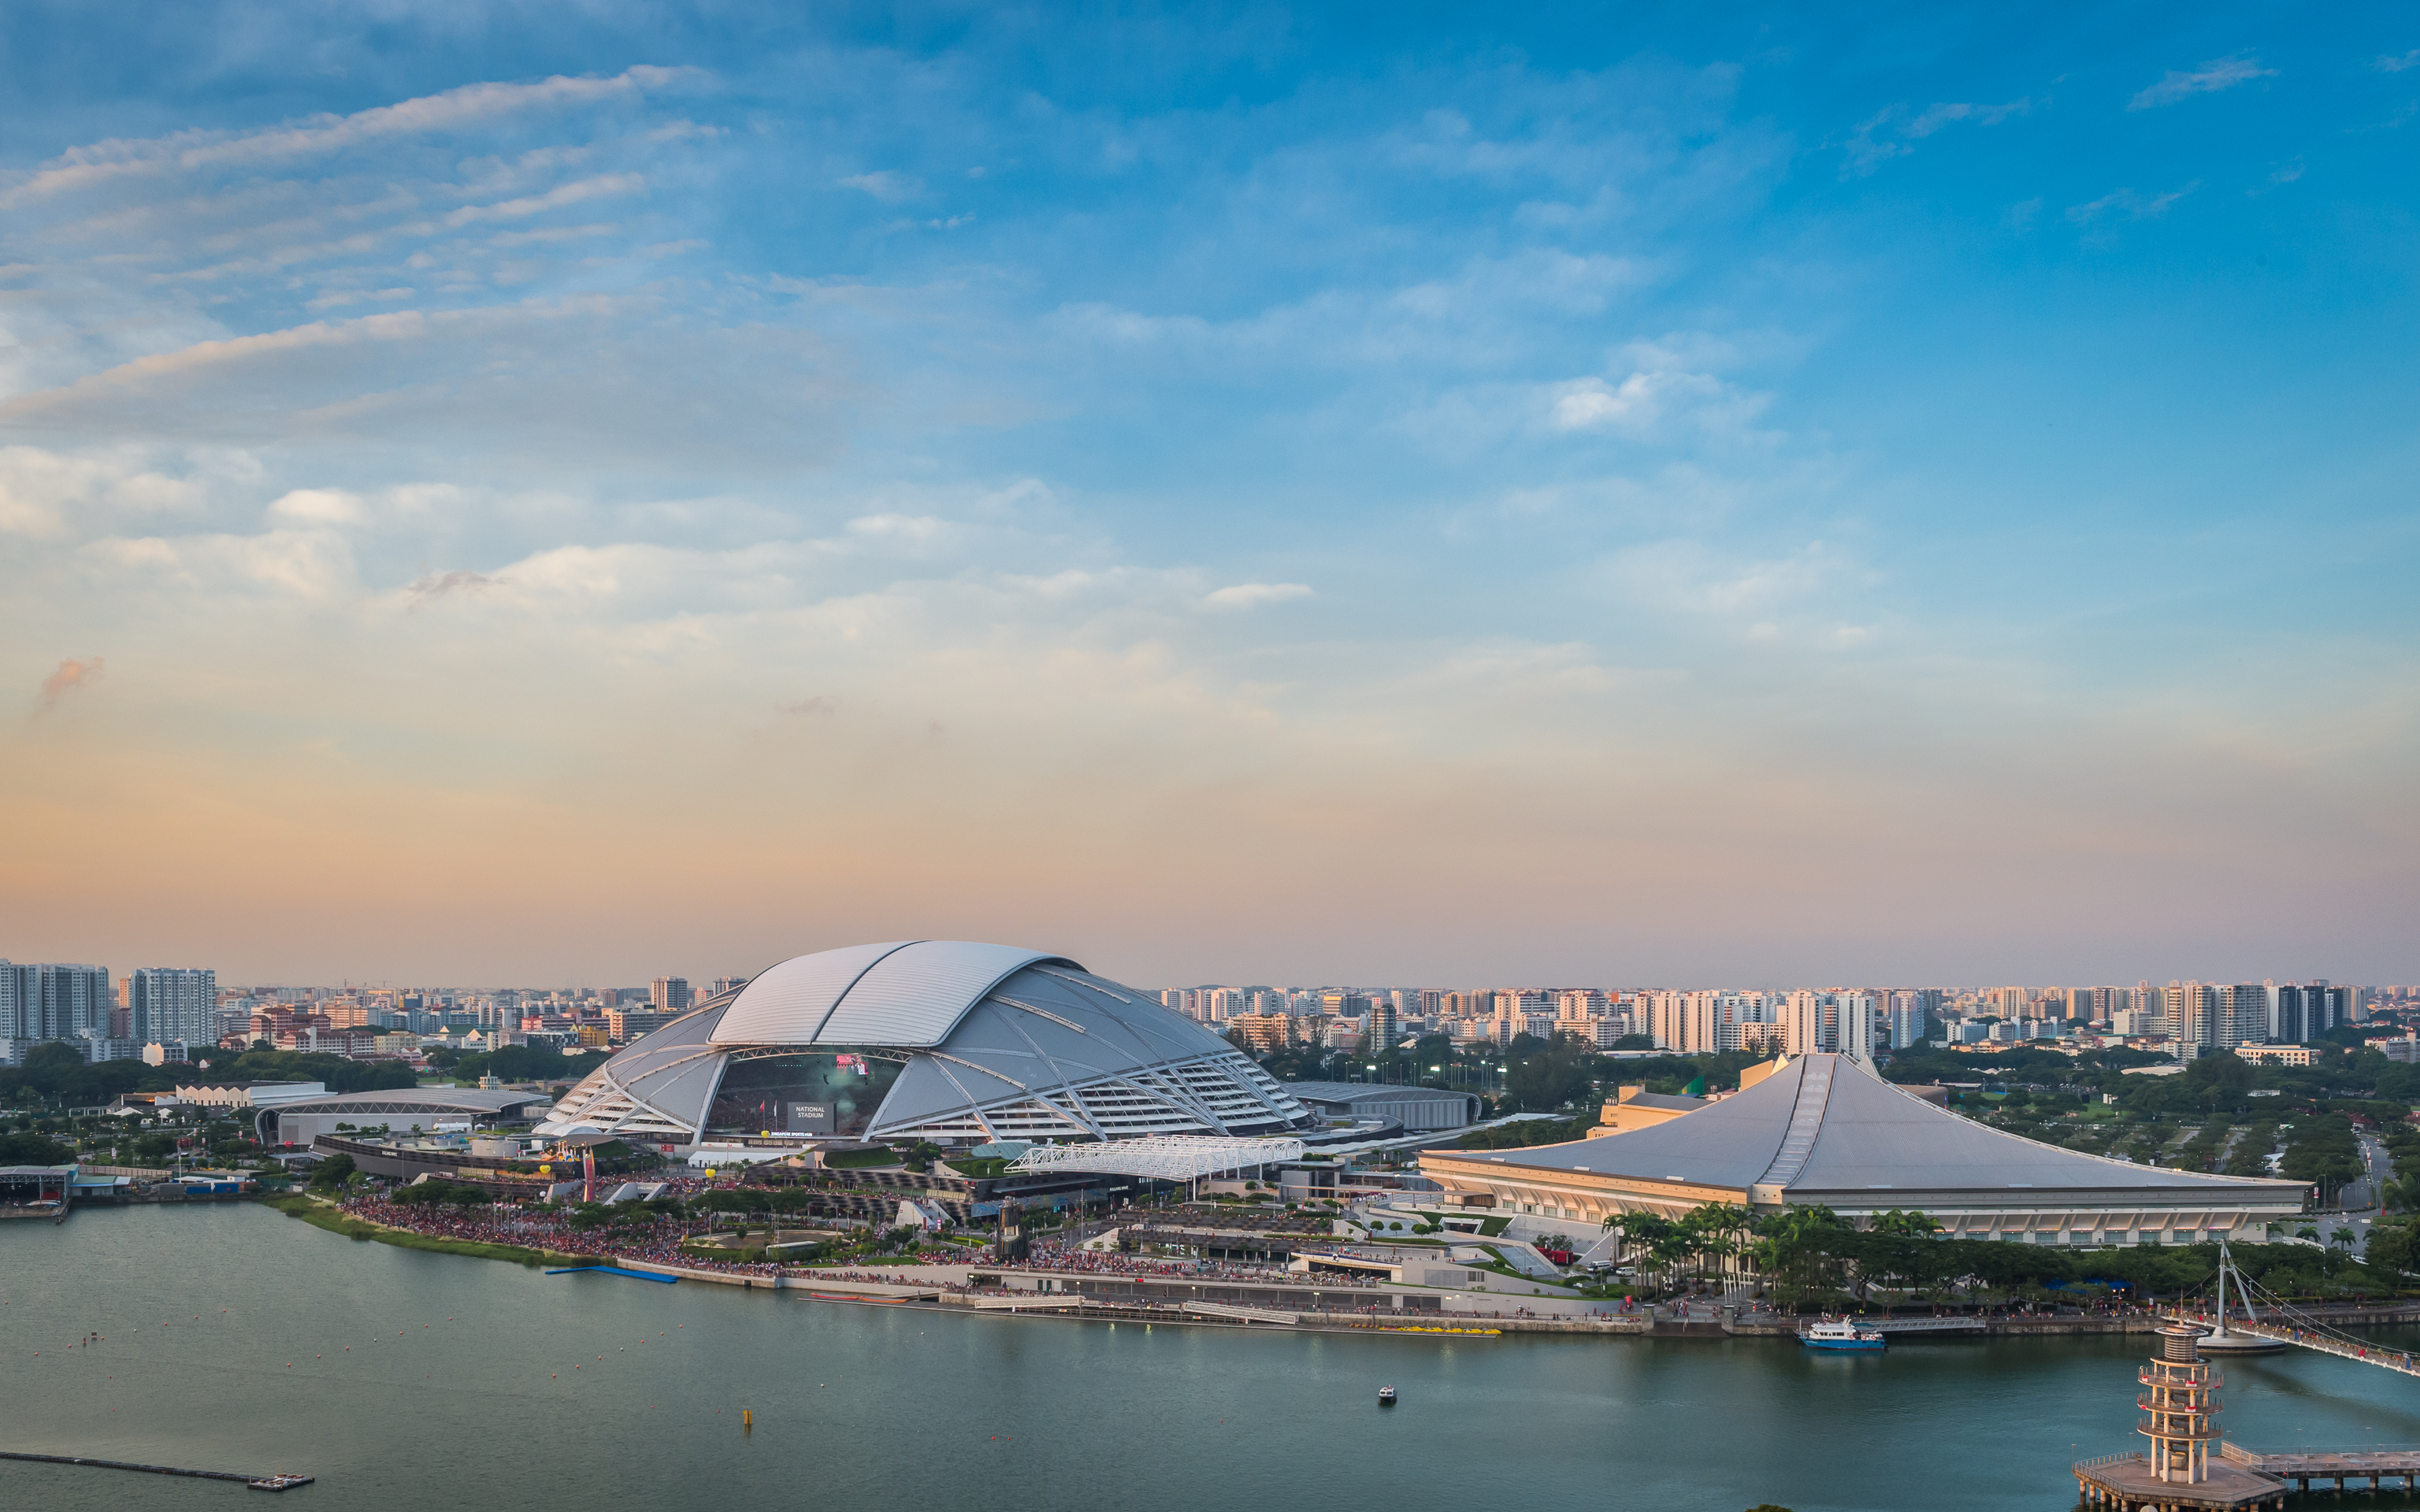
[1203,582,1312,610]
[265,488,366,526]
[84,525,358,600]
[2375,50,2420,73]
[2066,183,2198,226]
[1,67,699,205]
[1600,537,1880,649]
[2129,56,2276,110]
[838,171,923,202]
[305,287,415,310]
[1906,99,2032,137]
[0,444,227,537]
[1546,338,1772,443]
[1845,98,2032,175]
[1840,109,1913,176]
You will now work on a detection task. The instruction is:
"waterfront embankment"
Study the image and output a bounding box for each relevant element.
[13,1203,2420,1512]
[263,1195,592,1269]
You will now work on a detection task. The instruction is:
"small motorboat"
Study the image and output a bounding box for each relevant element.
[1798,1318,1886,1351]
[1378,1385,1398,1406]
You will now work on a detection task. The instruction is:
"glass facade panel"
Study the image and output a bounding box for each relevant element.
[705,1051,902,1139]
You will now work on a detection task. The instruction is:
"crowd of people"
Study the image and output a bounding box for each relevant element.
[1016,1236,1383,1287]
[340,1196,794,1277]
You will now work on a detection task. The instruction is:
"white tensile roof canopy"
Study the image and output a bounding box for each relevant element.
[1008,1135,1307,1182]
[1461,1053,2311,1212]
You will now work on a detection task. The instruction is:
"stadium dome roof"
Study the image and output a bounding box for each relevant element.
[536,942,1311,1149]
[1423,1053,2309,1243]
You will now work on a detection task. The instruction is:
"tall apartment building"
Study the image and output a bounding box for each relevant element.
[2273,983,2308,1043]
[2273,981,2344,1043]
[130,967,219,1047]
[2164,983,2197,1045]
[651,976,692,1014]
[0,962,113,1043]
[1834,991,1877,1061]
[1886,991,1930,1050]
[1368,999,1398,1052]
[2222,984,2266,1048]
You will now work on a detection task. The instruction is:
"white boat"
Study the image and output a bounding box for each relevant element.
[1799,1318,1886,1351]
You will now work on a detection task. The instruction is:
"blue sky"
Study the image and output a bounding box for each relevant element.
[2,3,2414,987]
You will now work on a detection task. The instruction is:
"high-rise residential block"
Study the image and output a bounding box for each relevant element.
[0,962,113,1043]
[130,967,219,1047]
[2221,984,2265,1049]
[651,976,692,1014]
[1887,991,1930,1049]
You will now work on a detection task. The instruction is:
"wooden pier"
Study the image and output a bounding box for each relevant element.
[0,1449,312,1492]
[2220,1443,2420,1496]
[2073,1450,2285,1510]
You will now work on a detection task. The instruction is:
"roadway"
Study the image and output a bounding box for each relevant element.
[2310,1132,2391,1253]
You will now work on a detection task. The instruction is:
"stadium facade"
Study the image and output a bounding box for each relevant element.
[536,941,1315,1150]
[1421,1053,2310,1246]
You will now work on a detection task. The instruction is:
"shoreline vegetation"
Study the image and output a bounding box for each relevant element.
[263,1194,591,1268]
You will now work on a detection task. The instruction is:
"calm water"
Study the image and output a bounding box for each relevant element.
[8,1205,2420,1512]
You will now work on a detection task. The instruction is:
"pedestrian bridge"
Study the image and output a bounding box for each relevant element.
[2207,1317,2420,1377]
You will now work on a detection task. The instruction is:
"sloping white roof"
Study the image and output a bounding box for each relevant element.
[709,941,1078,1047]
[1475,1054,2310,1204]
[865,962,1300,1138]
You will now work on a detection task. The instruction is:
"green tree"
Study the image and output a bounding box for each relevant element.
[0,1128,72,1164]
[1749,1205,1854,1308]
[2279,1114,2364,1205]
[2362,1218,2419,1277]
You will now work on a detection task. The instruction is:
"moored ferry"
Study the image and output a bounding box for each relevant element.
[1798,1318,1886,1351]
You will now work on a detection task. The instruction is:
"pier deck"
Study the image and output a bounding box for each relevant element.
[2219,1442,2420,1495]
[2073,1451,2285,1510]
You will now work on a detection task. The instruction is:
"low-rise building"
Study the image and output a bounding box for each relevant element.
[1589,1084,1706,1136]
[262,1087,553,1147]
[171,1080,326,1110]
[1281,1081,1481,1132]
[2233,1044,2317,1067]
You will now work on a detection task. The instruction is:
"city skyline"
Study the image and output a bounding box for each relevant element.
[5,5,2418,984]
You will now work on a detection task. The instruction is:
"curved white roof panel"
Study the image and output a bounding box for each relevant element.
[709,940,1080,1047]
[815,941,1077,1047]
[537,999,735,1141]
[707,941,915,1046]
[863,962,1301,1141]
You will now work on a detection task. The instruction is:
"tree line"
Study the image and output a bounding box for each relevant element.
[1611,1202,2396,1308]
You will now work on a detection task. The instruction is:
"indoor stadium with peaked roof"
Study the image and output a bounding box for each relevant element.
[1421,1052,2309,1247]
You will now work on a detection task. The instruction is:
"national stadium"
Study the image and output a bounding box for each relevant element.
[535,941,1316,1151]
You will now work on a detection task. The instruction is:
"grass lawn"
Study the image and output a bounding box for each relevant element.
[264,1194,589,1267]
